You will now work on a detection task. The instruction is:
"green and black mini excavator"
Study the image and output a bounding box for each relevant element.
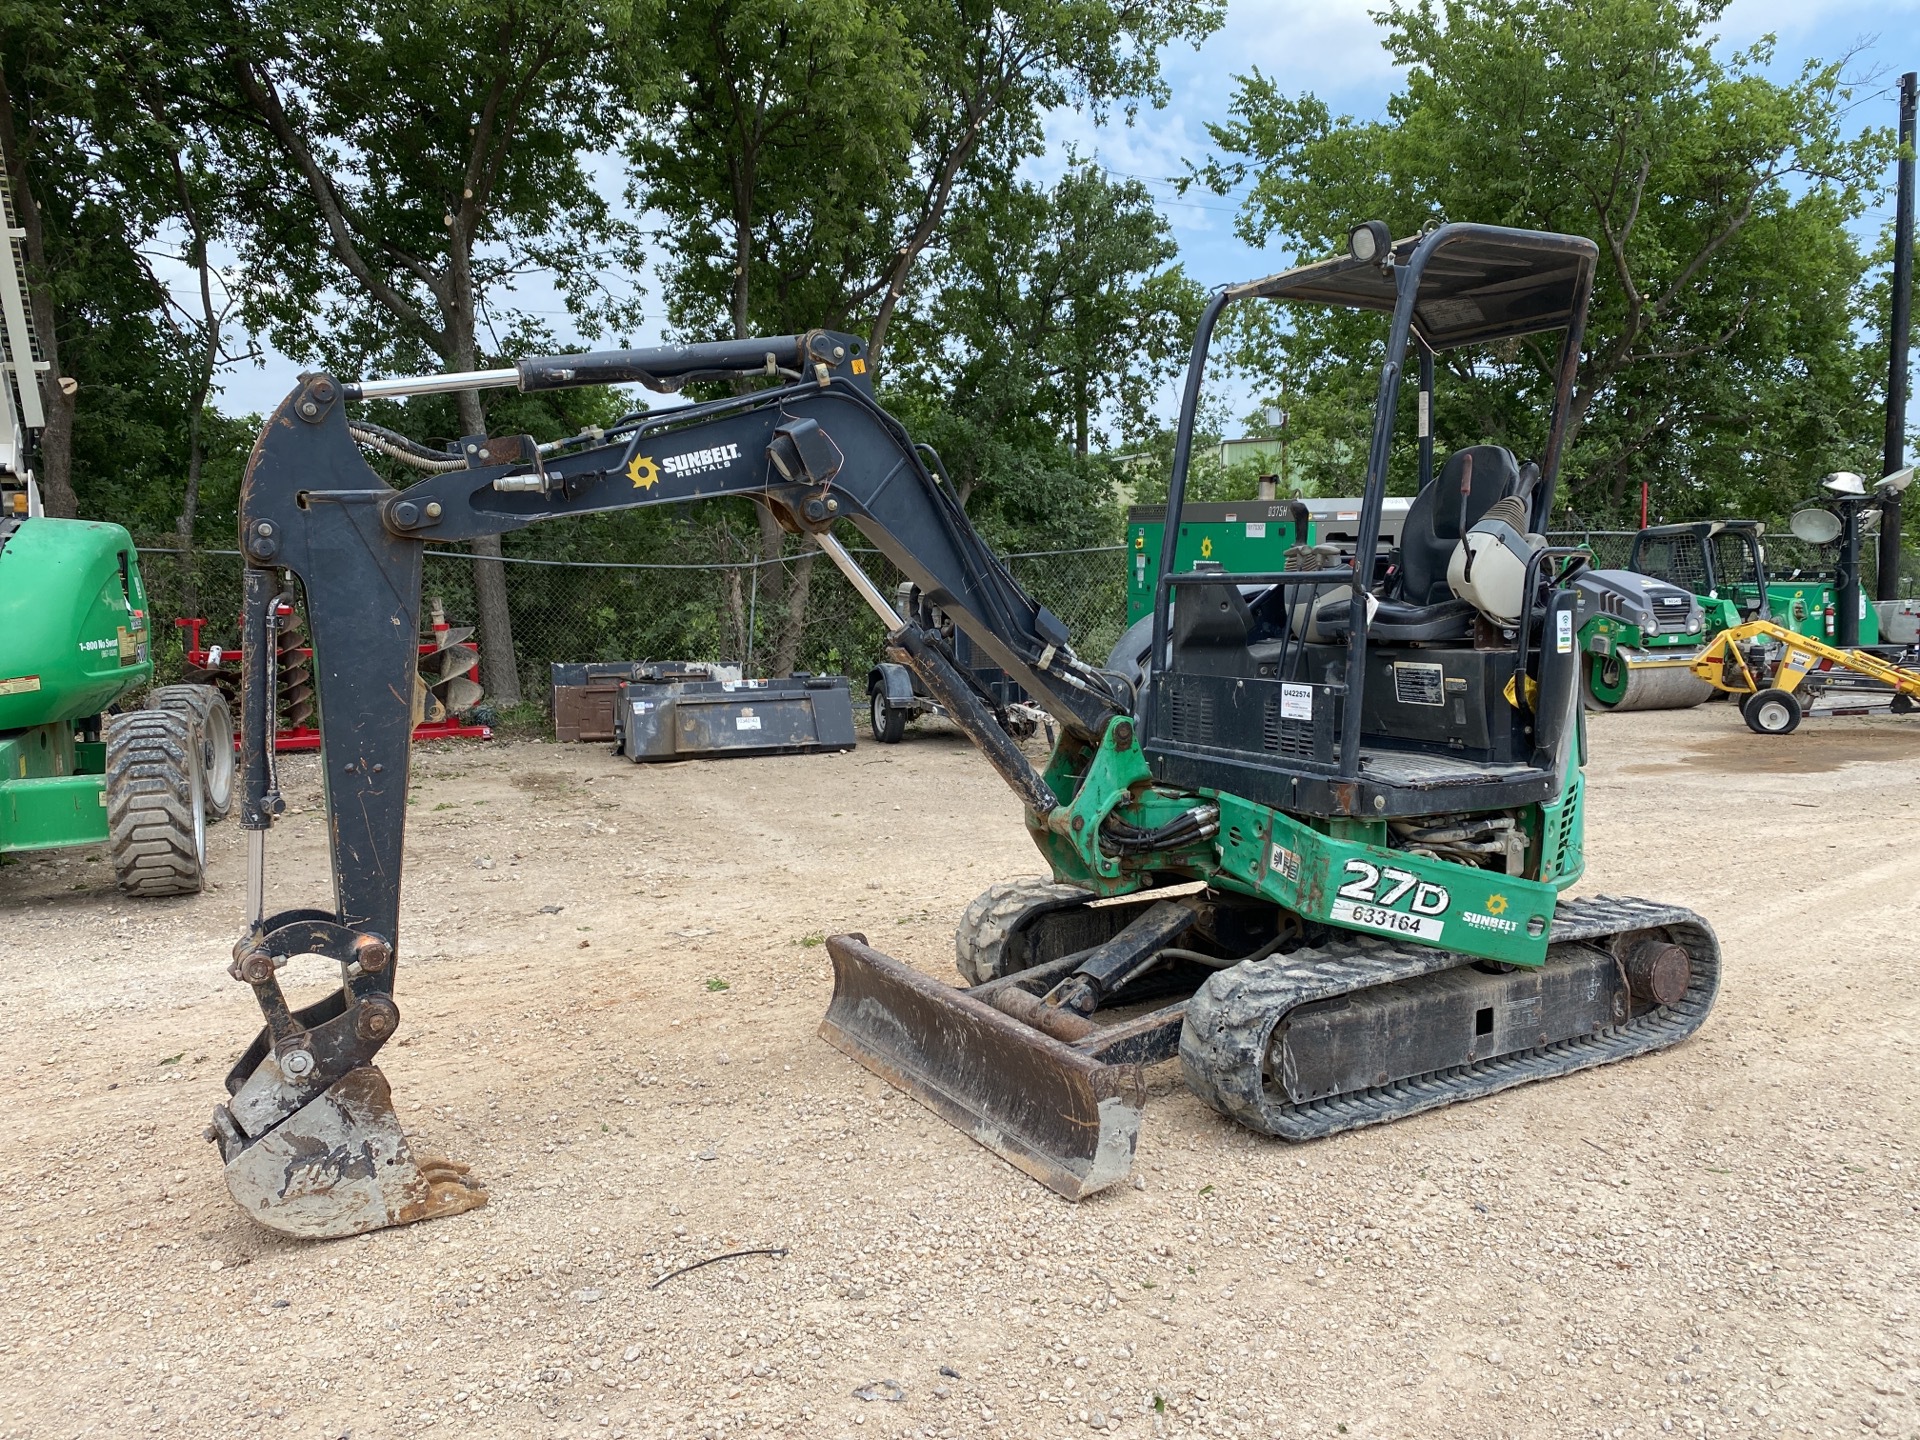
[209,223,1719,1237]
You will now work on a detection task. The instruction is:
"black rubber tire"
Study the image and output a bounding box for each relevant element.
[148,683,235,821]
[104,709,207,897]
[1743,687,1802,735]
[869,688,906,744]
[954,877,1096,985]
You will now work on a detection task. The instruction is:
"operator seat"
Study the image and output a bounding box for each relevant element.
[1361,444,1521,642]
[1399,445,1522,603]
[1307,445,1523,644]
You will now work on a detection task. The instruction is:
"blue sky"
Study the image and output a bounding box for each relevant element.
[213,0,1918,444]
[1044,0,1917,286]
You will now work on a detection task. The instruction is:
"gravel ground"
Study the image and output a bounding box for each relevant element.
[1,703,1916,1440]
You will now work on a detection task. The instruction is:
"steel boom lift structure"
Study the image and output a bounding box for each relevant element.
[211,224,1720,1237]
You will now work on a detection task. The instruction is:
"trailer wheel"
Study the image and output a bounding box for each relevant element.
[869,688,906,744]
[104,709,207,897]
[1743,688,1802,736]
[148,683,235,820]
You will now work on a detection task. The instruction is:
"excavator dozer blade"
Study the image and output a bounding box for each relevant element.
[819,934,1144,1200]
[214,1062,487,1239]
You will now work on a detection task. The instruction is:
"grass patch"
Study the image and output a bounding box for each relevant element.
[486,700,551,739]
[705,977,730,992]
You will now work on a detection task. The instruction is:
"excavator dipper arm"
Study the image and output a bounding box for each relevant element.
[211,331,1132,1236]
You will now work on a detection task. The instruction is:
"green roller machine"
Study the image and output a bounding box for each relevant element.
[0,201,232,893]
[1577,518,1875,712]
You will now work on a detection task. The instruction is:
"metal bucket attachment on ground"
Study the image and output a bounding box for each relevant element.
[214,1064,487,1239]
[819,935,1144,1200]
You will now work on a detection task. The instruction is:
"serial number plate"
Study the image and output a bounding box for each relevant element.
[1330,899,1442,941]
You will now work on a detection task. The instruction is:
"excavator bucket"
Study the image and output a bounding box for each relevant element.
[213,1058,487,1239]
[818,935,1144,1199]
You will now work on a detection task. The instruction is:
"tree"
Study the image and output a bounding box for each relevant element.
[895,158,1202,462]
[884,159,1201,556]
[630,0,1221,671]
[0,0,105,517]
[188,0,650,703]
[1195,0,1892,524]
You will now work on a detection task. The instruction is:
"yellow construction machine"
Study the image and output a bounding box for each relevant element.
[1691,619,1920,733]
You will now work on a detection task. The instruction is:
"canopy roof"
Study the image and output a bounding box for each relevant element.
[1226,226,1597,351]
[1636,520,1765,540]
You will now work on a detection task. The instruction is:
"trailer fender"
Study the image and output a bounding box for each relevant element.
[868,661,918,709]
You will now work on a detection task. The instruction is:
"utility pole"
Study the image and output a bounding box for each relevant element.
[1881,71,1916,602]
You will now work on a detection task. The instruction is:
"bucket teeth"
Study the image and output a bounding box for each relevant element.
[819,934,1143,1199]
[215,1065,486,1239]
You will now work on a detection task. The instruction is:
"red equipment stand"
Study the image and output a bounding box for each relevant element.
[174,616,493,751]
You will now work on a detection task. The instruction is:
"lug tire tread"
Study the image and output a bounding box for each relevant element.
[148,683,235,820]
[954,876,1094,984]
[105,710,206,897]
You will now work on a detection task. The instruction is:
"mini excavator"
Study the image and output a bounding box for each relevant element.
[210,223,1721,1237]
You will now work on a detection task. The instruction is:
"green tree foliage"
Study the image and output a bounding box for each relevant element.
[628,0,1220,668]
[179,0,652,700]
[896,159,1203,459]
[1,0,156,518]
[1196,0,1893,524]
[0,2,260,548]
[886,160,1203,552]
[630,0,1222,357]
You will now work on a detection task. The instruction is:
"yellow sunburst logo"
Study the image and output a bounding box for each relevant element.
[1486,894,1509,915]
[1200,536,1214,559]
[626,454,659,490]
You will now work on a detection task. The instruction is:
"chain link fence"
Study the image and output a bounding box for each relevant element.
[132,528,1911,707]
[132,542,1130,703]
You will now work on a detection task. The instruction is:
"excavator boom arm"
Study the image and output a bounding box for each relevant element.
[212,333,1131,1236]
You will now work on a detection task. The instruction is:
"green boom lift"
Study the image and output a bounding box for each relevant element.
[0,174,232,892]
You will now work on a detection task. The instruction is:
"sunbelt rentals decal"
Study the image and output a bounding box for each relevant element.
[1330,858,1449,941]
[626,442,742,490]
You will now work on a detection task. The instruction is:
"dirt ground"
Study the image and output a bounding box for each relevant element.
[3,702,1918,1440]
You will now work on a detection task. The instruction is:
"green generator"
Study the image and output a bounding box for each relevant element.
[1125,497,1412,625]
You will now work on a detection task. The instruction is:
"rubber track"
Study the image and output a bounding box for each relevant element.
[104,710,204,897]
[148,684,234,820]
[954,877,1091,984]
[1179,894,1720,1139]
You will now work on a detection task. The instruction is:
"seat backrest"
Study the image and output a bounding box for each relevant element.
[1399,445,1520,605]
